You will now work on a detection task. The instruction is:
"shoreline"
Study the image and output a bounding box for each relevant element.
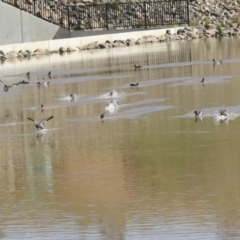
[1,20,238,63]
[0,39,186,77]
[0,26,184,61]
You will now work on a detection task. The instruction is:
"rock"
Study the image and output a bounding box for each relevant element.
[177,29,185,35]
[17,52,24,59]
[125,38,135,44]
[6,51,18,58]
[143,35,158,43]
[168,34,180,40]
[67,46,79,52]
[178,35,186,40]
[205,24,216,29]
[184,26,192,31]
[20,50,30,58]
[112,40,125,47]
[82,0,93,3]
[204,29,217,36]
[105,41,112,48]
[166,29,171,35]
[25,0,33,4]
[135,37,147,44]
[75,2,85,6]
[125,39,135,46]
[59,47,67,53]
[34,49,50,55]
[221,28,231,36]
[98,43,106,49]
[158,35,166,42]
[0,50,6,60]
[86,41,98,50]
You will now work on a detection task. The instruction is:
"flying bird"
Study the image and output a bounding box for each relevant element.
[28,116,54,131]
[0,79,21,92]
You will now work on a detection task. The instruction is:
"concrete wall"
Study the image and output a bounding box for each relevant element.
[0,1,185,46]
[0,1,70,45]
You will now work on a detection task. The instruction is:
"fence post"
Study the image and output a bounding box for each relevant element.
[187,0,190,26]
[105,3,109,30]
[144,1,147,29]
[67,6,70,30]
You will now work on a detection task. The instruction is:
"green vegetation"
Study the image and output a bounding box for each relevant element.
[190,19,198,27]
[232,14,240,24]
[215,23,222,33]
[204,17,211,25]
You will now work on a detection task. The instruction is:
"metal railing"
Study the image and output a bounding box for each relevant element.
[2,0,189,30]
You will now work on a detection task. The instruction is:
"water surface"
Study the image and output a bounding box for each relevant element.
[1,37,240,239]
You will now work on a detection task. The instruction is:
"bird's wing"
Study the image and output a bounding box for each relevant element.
[11,82,21,88]
[28,118,39,124]
[0,79,6,85]
[40,116,54,125]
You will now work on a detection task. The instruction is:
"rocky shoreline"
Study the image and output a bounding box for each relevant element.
[189,0,240,37]
[0,25,237,61]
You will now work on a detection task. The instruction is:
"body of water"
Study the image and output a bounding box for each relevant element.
[1,37,240,239]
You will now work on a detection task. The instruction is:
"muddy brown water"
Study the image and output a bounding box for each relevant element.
[1,37,240,239]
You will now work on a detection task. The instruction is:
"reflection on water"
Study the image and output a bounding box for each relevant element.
[2,38,240,239]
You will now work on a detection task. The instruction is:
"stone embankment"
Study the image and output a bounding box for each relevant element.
[189,0,240,35]
[0,28,189,60]
[0,23,236,61]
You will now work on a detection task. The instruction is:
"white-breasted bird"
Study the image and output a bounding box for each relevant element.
[28,116,54,131]
[212,59,222,65]
[37,81,50,86]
